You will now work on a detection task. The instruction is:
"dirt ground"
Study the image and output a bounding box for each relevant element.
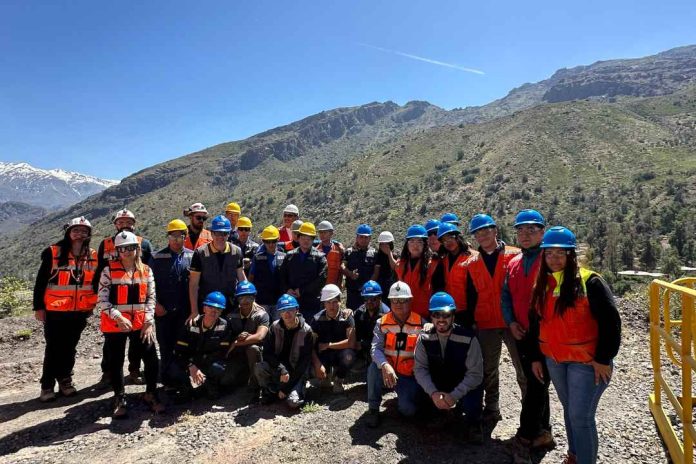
[0,297,670,464]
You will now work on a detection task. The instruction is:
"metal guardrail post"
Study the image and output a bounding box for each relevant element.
[683,292,695,463]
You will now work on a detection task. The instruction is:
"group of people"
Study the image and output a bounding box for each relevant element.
[33,201,621,464]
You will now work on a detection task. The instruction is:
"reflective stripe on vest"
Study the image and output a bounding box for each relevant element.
[102,235,144,261]
[539,268,599,363]
[317,242,342,286]
[43,245,98,312]
[100,261,150,333]
[421,324,473,393]
[467,246,520,329]
[442,251,474,312]
[184,229,213,252]
[507,252,541,330]
[380,311,424,376]
[396,258,435,318]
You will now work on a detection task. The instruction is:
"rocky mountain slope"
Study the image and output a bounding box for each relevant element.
[0,202,48,234]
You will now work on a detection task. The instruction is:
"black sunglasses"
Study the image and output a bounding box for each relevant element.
[237,227,251,232]
[117,245,138,253]
[193,215,207,221]
[431,312,454,319]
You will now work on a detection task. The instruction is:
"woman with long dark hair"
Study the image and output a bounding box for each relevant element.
[395,225,434,318]
[33,217,98,402]
[528,226,621,464]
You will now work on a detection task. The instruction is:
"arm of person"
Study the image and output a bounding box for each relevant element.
[501,273,515,326]
[92,240,106,293]
[143,269,156,325]
[413,334,438,396]
[466,274,478,314]
[369,318,388,367]
[236,266,247,283]
[386,251,398,271]
[279,255,291,292]
[430,259,445,293]
[281,331,313,394]
[449,337,484,401]
[587,275,622,364]
[236,324,269,346]
[327,314,356,350]
[247,257,256,283]
[188,270,201,318]
[32,247,53,315]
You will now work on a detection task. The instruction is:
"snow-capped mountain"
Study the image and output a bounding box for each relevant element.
[0,162,120,209]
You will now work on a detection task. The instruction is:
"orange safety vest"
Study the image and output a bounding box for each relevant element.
[442,250,477,312]
[283,240,296,252]
[102,235,144,261]
[184,228,213,251]
[539,268,599,363]
[396,258,435,318]
[316,241,343,286]
[43,245,98,312]
[100,261,150,333]
[467,245,520,329]
[379,311,424,376]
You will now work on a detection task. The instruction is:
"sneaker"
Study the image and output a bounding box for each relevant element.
[562,453,577,464]
[366,408,381,428]
[125,370,145,385]
[39,388,57,402]
[332,378,345,393]
[112,395,128,419]
[467,422,484,445]
[511,436,532,464]
[58,378,77,397]
[286,390,304,409]
[143,392,165,414]
[95,373,111,390]
[531,429,556,450]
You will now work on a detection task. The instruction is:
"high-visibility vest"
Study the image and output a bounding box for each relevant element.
[539,268,599,363]
[396,258,435,318]
[317,241,343,286]
[43,245,98,312]
[101,235,144,261]
[466,246,520,329]
[441,251,476,312]
[100,261,150,333]
[379,311,424,376]
[184,228,213,251]
[283,240,296,252]
[507,251,542,330]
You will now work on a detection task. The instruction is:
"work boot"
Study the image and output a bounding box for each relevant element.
[58,378,77,397]
[561,453,577,464]
[332,377,345,393]
[143,392,165,414]
[366,408,381,428]
[248,388,261,405]
[39,388,57,403]
[95,372,111,390]
[124,370,145,385]
[531,429,556,450]
[511,436,532,464]
[112,395,128,419]
[467,422,484,445]
[482,408,502,424]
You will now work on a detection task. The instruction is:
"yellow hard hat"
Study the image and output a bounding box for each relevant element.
[298,222,317,237]
[225,202,241,214]
[259,225,280,241]
[237,216,252,228]
[167,219,187,233]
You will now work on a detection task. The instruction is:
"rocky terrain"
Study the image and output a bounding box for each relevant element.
[0,294,670,463]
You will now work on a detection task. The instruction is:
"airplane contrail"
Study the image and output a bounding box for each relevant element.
[358,43,485,75]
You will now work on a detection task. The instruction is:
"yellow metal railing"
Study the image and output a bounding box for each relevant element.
[650,278,696,464]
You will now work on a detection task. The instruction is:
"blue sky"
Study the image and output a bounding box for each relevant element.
[1,0,695,179]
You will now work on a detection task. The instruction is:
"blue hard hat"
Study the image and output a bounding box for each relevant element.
[356,223,373,236]
[540,226,577,249]
[210,215,232,233]
[361,280,383,297]
[429,292,456,313]
[440,212,461,226]
[236,280,257,296]
[469,214,497,234]
[437,222,461,239]
[276,293,300,311]
[203,291,226,310]
[406,224,428,239]
[424,219,441,233]
[514,209,546,228]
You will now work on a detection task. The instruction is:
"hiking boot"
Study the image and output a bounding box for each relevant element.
[143,392,165,414]
[58,378,77,397]
[95,373,111,390]
[248,389,261,405]
[332,377,345,393]
[467,422,484,445]
[124,370,145,385]
[366,408,381,428]
[562,453,577,464]
[531,429,556,450]
[511,436,532,464]
[39,388,57,402]
[112,395,128,419]
[482,408,502,424]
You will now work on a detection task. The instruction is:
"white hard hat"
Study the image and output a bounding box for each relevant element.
[291,220,304,232]
[378,231,395,243]
[112,209,136,224]
[388,281,413,299]
[320,284,342,302]
[317,220,334,231]
[284,204,300,215]
[65,216,92,233]
[114,231,139,248]
[185,202,208,216]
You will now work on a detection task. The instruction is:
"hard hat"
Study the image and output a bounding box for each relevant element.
[112,209,136,224]
[167,219,187,233]
[317,220,334,231]
[237,216,252,228]
[356,224,372,236]
[437,222,461,239]
[210,215,232,233]
[114,231,139,248]
[291,220,304,232]
[298,222,317,237]
[276,294,300,312]
[203,291,226,310]
[65,216,92,233]
[429,292,456,313]
[514,209,546,228]
[185,202,208,216]
[405,224,428,239]
[260,225,280,241]
[424,219,441,233]
[469,214,497,234]
[440,213,460,226]
[225,202,241,214]
[320,284,341,302]
[377,231,394,243]
[284,204,300,215]
[361,280,383,297]
[540,226,577,249]
[236,280,257,296]
[388,281,413,299]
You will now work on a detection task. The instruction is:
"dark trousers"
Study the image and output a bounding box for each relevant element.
[517,341,551,440]
[41,312,88,390]
[104,330,159,396]
[318,348,356,379]
[346,289,363,311]
[223,345,263,388]
[155,310,188,386]
[167,358,228,396]
[101,334,142,375]
[425,385,484,424]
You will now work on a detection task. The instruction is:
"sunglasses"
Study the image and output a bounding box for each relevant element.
[117,245,138,253]
[364,296,381,302]
[283,213,298,218]
[237,228,251,232]
[391,298,410,304]
[431,312,454,319]
[168,233,186,240]
[193,215,207,221]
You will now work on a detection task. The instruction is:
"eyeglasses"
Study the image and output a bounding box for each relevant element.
[440,234,457,242]
[167,233,185,240]
[391,298,410,304]
[193,215,207,221]
[212,231,229,237]
[237,228,251,232]
[430,312,454,319]
[70,228,90,236]
[117,245,138,253]
[545,249,569,257]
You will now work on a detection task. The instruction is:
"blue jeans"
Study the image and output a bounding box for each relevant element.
[546,358,611,464]
[367,362,424,416]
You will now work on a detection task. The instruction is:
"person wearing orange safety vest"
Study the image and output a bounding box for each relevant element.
[464,214,524,425]
[365,281,426,428]
[394,225,436,318]
[278,204,300,243]
[96,231,163,418]
[316,221,345,288]
[33,217,98,402]
[183,202,213,251]
[281,219,302,252]
[528,226,621,464]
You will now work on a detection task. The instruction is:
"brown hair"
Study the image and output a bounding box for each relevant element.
[399,238,432,284]
[530,249,583,318]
